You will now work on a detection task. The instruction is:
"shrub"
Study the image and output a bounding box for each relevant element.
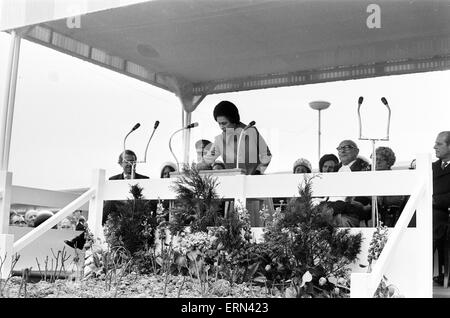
[169,164,223,233]
[241,177,363,297]
[104,184,158,259]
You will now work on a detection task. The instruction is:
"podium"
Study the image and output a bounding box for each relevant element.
[169,168,246,178]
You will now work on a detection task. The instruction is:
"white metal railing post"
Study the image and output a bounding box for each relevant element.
[0,171,12,234]
[88,169,105,240]
[415,153,433,297]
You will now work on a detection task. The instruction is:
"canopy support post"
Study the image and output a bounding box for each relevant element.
[178,94,207,169]
[0,30,21,171]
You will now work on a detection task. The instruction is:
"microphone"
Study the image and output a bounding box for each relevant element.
[142,120,160,164]
[357,97,364,139]
[380,97,391,140]
[169,122,199,171]
[244,121,256,131]
[123,123,140,179]
[236,121,256,169]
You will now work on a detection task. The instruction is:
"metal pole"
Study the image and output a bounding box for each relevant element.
[318,109,322,161]
[0,31,19,171]
[183,111,192,167]
[371,139,378,226]
[3,33,21,171]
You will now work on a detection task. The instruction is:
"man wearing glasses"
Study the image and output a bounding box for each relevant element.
[110,149,149,180]
[336,140,370,172]
[325,140,371,227]
[65,150,150,250]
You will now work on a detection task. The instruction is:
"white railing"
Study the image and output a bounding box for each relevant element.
[0,154,432,295]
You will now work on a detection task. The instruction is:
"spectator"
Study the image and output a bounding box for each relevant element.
[293,158,312,174]
[66,150,152,250]
[203,100,272,175]
[105,150,150,225]
[319,154,339,173]
[110,149,149,180]
[432,131,450,285]
[34,210,57,228]
[160,162,177,178]
[24,209,38,227]
[59,218,74,230]
[325,140,371,227]
[10,213,27,227]
[374,147,409,227]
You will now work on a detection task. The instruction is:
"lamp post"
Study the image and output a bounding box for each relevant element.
[309,101,331,163]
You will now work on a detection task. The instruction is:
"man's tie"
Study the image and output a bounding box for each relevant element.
[442,161,449,170]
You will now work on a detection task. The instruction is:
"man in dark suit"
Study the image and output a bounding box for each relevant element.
[109,149,149,180]
[432,131,450,285]
[65,150,151,250]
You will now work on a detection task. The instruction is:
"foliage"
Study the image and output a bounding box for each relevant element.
[169,164,223,233]
[367,224,389,266]
[366,225,404,298]
[240,177,363,297]
[103,184,159,264]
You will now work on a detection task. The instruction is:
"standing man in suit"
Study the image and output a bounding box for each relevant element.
[432,131,450,285]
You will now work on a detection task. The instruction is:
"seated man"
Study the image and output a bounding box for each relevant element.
[65,150,154,250]
[324,140,371,227]
[109,149,149,180]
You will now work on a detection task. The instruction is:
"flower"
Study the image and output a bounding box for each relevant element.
[319,277,327,286]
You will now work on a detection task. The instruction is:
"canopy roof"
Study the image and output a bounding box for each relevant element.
[2,0,450,111]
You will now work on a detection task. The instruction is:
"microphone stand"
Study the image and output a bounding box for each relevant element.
[141,121,160,164]
[123,123,140,179]
[169,123,198,172]
[357,97,391,227]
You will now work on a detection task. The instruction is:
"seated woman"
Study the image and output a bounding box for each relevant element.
[293,158,312,173]
[374,146,410,227]
[160,162,177,178]
[319,154,339,173]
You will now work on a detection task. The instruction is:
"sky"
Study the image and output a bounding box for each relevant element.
[0,31,449,190]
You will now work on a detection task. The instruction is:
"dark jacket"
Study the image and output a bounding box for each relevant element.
[109,172,149,180]
[337,157,370,173]
[432,160,450,239]
[338,158,371,207]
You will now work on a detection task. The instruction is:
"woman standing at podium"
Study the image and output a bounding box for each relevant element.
[203,100,272,227]
[203,100,272,175]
